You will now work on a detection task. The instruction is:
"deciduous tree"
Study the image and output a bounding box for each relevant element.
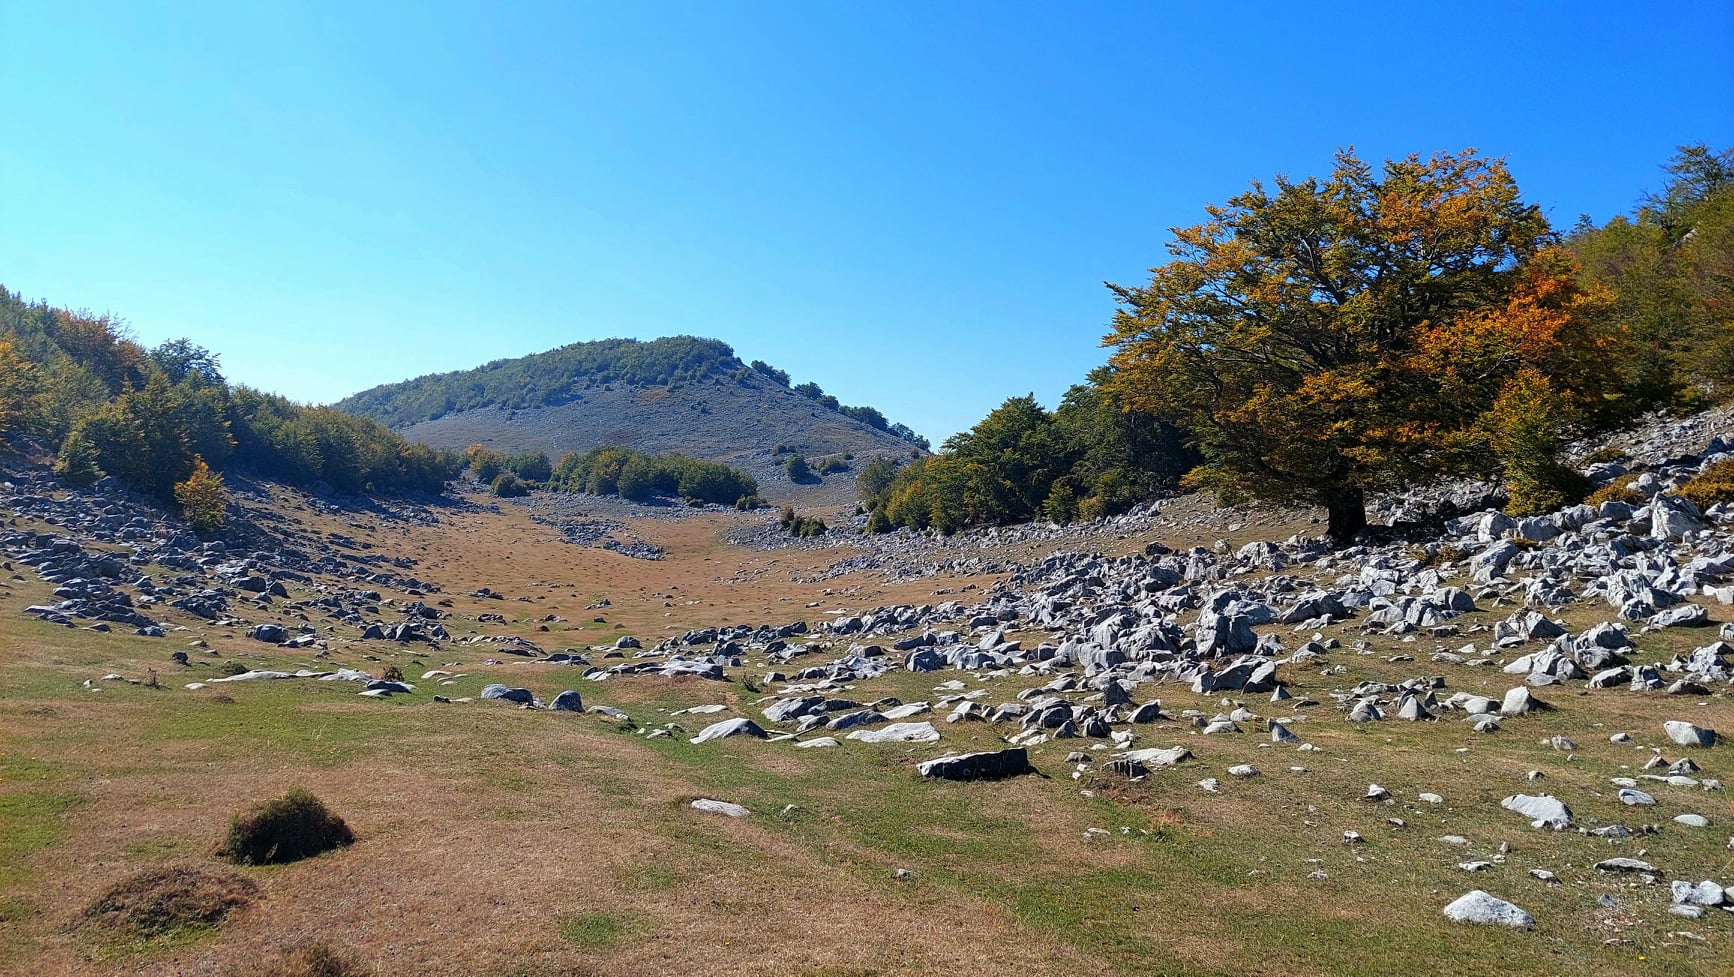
[1104,149,1562,542]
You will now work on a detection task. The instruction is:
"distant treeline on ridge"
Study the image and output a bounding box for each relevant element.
[335,336,929,449]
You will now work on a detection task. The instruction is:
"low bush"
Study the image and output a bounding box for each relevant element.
[216,788,354,865]
[490,472,529,497]
[1583,482,1645,508]
[81,865,257,943]
[1680,459,1734,509]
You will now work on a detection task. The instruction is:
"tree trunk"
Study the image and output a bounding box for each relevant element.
[1325,486,1367,547]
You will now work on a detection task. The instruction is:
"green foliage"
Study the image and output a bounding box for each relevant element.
[784,452,812,481]
[490,472,529,497]
[0,287,461,501]
[505,450,552,482]
[215,788,354,865]
[334,334,928,447]
[749,359,789,385]
[855,455,902,507]
[552,445,757,506]
[1486,370,1592,516]
[778,505,827,537]
[873,380,1193,533]
[1568,143,1734,399]
[173,456,227,533]
[53,427,103,485]
[465,444,507,482]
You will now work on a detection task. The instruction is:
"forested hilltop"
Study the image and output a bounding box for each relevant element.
[868,144,1733,539]
[336,336,927,448]
[0,288,461,519]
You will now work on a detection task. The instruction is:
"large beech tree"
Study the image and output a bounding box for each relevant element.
[1103,148,1611,543]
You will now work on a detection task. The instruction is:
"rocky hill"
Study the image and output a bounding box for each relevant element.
[335,336,924,503]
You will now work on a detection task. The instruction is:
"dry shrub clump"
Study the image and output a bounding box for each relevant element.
[230,941,372,977]
[1680,459,1734,510]
[216,788,354,865]
[1583,481,1646,508]
[81,865,258,940]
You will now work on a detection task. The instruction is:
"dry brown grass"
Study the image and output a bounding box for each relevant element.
[79,865,257,943]
[2,484,1732,976]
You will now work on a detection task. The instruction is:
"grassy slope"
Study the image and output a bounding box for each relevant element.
[0,490,1730,976]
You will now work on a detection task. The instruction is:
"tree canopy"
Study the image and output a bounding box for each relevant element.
[1102,148,1640,542]
[0,287,462,502]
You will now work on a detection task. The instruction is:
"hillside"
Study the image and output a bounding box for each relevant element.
[336,337,926,503]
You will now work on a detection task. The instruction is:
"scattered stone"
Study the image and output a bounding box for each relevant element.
[691,798,748,818]
[1442,890,1534,927]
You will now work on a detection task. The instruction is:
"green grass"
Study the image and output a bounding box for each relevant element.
[559,910,645,949]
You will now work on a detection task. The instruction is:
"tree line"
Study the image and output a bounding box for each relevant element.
[0,289,461,514]
[462,443,761,508]
[868,144,1733,542]
[338,335,929,449]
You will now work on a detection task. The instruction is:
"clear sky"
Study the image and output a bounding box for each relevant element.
[3,2,1731,443]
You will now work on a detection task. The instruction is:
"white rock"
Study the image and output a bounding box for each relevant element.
[1501,793,1572,829]
[691,798,748,818]
[845,721,941,744]
[1443,890,1534,927]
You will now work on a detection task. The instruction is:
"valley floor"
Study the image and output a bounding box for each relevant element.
[1,460,1731,976]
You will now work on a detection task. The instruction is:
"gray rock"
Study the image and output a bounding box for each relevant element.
[480,684,533,704]
[690,717,768,743]
[1595,857,1657,873]
[1664,720,1717,748]
[1442,890,1534,927]
[846,721,940,744]
[917,748,1032,781]
[691,798,748,817]
[1501,793,1573,829]
[550,689,584,712]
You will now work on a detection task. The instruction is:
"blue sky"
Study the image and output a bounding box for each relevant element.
[3,2,1731,442]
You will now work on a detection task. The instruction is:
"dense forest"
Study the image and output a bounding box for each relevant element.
[0,289,461,509]
[872,144,1733,539]
[336,336,929,449]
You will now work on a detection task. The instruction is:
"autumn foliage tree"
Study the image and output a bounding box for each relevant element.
[174,455,226,534]
[1103,148,1625,543]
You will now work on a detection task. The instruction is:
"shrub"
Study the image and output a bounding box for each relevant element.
[1680,459,1734,509]
[55,428,104,486]
[1581,445,1626,466]
[81,865,257,942]
[1583,482,1645,508]
[489,472,529,497]
[784,453,811,481]
[174,455,227,534]
[216,788,354,865]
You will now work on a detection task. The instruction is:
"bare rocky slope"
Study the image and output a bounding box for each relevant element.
[336,340,922,504]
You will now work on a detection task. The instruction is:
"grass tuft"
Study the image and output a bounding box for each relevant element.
[216,788,354,865]
[80,864,257,946]
[229,940,373,977]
